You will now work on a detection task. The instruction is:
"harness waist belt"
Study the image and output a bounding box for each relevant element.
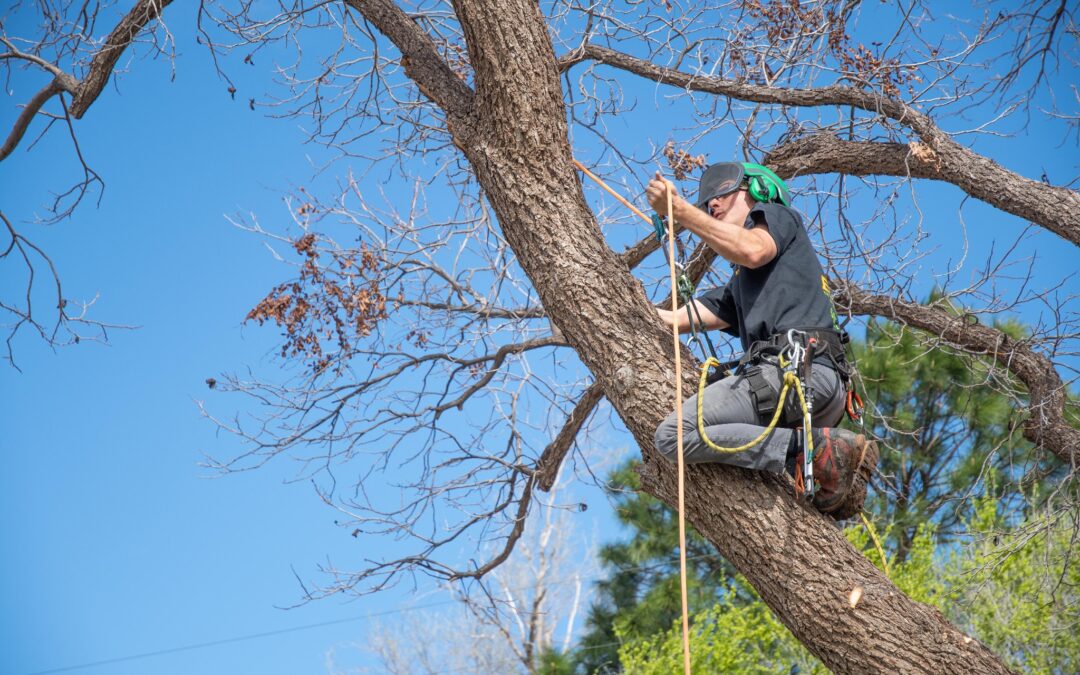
[738,327,850,425]
[740,327,847,367]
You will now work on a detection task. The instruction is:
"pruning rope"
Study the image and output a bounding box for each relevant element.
[663,178,693,675]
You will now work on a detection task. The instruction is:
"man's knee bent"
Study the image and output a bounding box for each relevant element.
[654,412,680,462]
[654,411,696,462]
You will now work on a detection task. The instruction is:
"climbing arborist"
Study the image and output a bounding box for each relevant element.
[648,161,877,519]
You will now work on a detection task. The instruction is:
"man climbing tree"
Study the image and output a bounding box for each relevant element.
[4,1,1076,673]
[649,163,876,519]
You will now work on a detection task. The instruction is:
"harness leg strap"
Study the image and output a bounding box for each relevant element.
[745,365,779,425]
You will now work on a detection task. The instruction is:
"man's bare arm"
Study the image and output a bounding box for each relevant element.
[645,172,776,269]
[657,300,729,334]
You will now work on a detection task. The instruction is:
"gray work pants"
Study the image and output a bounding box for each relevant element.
[654,358,846,473]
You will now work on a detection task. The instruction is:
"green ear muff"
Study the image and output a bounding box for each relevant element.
[696,161,791,209]
[741,163,790,206]
[746,173,776,203]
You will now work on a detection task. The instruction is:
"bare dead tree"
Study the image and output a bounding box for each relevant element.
[358,462,595,674]
[6,0,1080,672]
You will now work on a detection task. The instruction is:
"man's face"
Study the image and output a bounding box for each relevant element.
[707,191,742,221]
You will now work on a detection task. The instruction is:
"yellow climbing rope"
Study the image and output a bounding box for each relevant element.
[860,512,892,578]
[696,357,815,461]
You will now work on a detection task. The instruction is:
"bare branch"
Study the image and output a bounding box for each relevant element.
[535,382,603,492]
[342,0,475,120]
[0,78,69,161]
[565,43,1080,247]
[394,299,545,320]
[449,475,535,580]
[69,0,176,119]
[839,282,1080,467]
[0,36,74,79]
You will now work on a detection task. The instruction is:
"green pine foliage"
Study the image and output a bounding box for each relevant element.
[618,500,1080,673]
[852,314,1062,562]
[616,580,815,675]
[948,491,1080,674]
[536,647,577,675]
[571,462,738,674]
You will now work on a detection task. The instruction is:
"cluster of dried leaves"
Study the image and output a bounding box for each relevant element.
[663,140,708,180]
[735,0,918,96]
[246,232,387,374]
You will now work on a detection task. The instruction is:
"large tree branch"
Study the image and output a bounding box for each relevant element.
[764,133,1080,247]
[343,0,475,122]
[838,282,1079,467]
[563,44,1080,247]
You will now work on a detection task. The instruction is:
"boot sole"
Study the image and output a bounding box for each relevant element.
[825,435,878,520]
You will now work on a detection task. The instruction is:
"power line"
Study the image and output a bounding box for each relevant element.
[24,597,462,675]
[25,552,722,675]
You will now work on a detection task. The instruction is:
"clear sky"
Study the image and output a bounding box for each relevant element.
[0,6,625,675]
[0,9,489,674]
[2,3,1077,675]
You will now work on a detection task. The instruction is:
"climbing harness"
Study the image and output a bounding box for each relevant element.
[695,330,820,499]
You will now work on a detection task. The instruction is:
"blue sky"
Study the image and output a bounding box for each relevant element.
[0,7,624,675]
[2,3,1078,675]
[0,11,447,674]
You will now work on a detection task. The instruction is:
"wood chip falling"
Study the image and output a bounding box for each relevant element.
[849,586,864,608]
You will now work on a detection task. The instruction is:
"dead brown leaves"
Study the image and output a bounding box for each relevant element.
[735,0,919,97]
[246,233,388,375]
[663,141,707,181]
[908,141,942,172]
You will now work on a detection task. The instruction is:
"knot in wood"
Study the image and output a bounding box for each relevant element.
[613,364,636,394]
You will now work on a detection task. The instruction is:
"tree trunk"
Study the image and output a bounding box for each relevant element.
[355,0,1015,670]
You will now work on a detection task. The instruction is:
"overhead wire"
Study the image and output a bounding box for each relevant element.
[24,550,732,675]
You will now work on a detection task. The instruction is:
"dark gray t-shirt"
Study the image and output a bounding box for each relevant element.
[698,202,838,352]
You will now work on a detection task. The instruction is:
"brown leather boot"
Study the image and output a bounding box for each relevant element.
[800,428,878,520]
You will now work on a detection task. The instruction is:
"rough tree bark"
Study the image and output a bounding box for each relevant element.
[349,0,1015,671]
